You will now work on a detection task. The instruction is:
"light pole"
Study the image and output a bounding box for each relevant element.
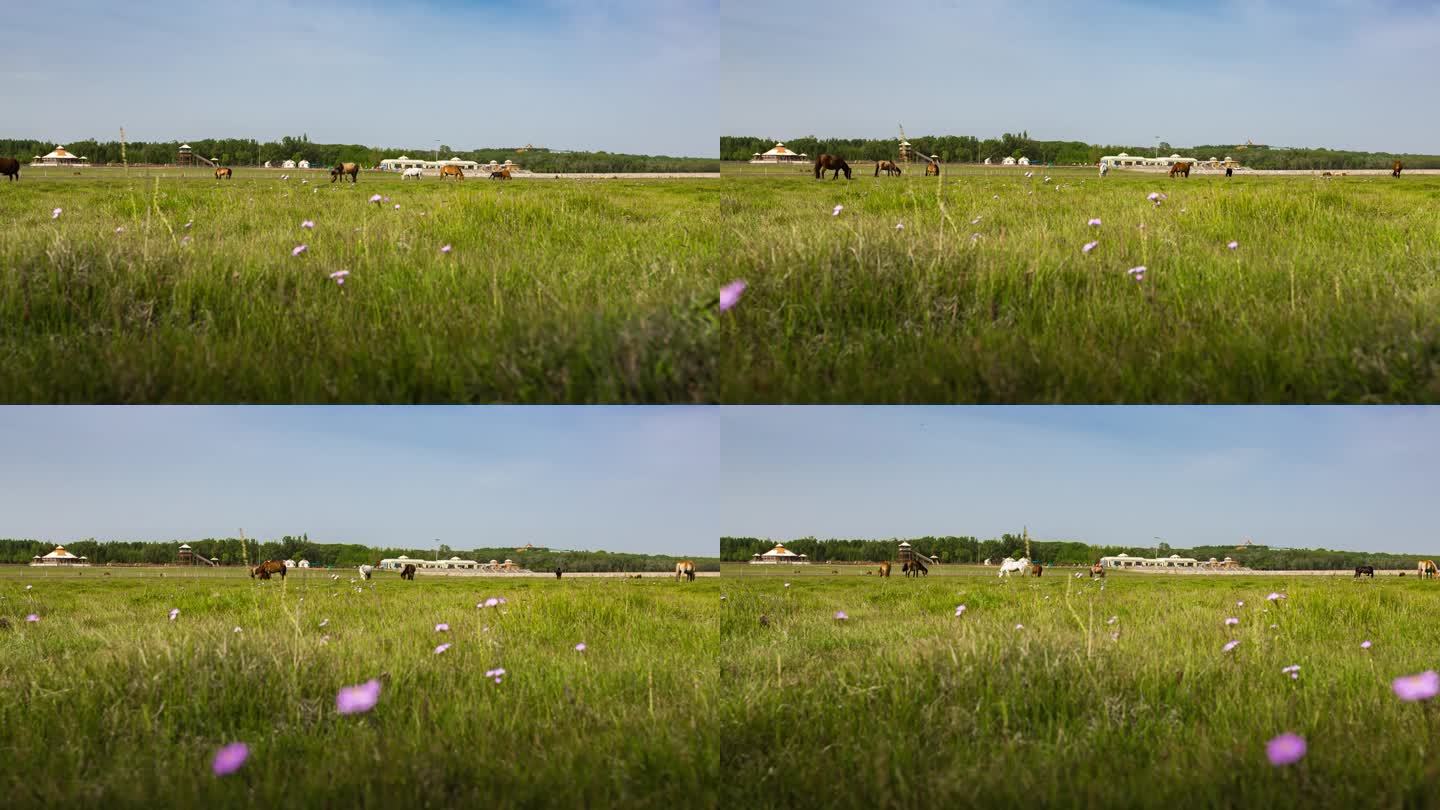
[433,140,439,162]
[434,539,440,562]
[1153,536,1164,559]
[1154,136,1160,159]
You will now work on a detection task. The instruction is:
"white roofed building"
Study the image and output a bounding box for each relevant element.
[33,146,88,167]
[30,545,90,566]
[749,142,807,164]
[749,543,810,564]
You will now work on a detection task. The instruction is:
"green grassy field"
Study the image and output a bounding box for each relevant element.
[720,563,1440,809]
[718,163,1440,402]
[0,169,719,403]
[1,567,718,809]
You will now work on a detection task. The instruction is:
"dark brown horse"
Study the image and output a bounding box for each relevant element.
[874,160,901,177]
[1355,565,1375,578]
[925,160,940,177]
[400,564,417,580]
[814,154,852,180]
[1169,162,1191,178]
[330,163,359,183]
[902,558,929,577]
[1393,160,1403,177]
[250,560,287,580]
[0,157,20,181]
[1031,563,1044,577]
[490,168,511,180]
[214,167,232,180]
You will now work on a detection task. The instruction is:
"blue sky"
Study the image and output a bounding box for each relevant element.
[721,0,1440,152]
[721,407,1440,554]
[2,0,717,156]
[0,406,716,556]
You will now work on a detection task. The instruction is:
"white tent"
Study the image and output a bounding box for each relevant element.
[297,160,311,169]
[281,159,297,169]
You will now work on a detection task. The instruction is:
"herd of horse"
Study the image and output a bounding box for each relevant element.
[247,558,697,581]
[186,163,511,182]
[811,155,1409,181]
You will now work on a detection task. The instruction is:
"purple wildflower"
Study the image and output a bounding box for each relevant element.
[834,611,848,621]
[955,605,967,617]
[1361,640,1372,649]
[1266,733,1307,766]
[719,280,747,312]
[51,207,62,219]
[1223,640,1240,652]
[291,244,307,257]
[301,220,315,229]
[26,614,39,623]
[1088,218,1102,227]
[485,667,506,684]
[211,742,249,776]
[169,608,179,621]
[369,194,382,203]
[1082,240,1098,254]
[434,643,451,655]
[1227,241,1239,250]
[335,678,382,714]
[441,244,452,254]
[575,643,587,652]
[329,270,349,285]
[1128,266,1147,281]
[1225,617,1239,626]
[832,204,843,216]
[435,623,449,632]
[1393,671,1440,702]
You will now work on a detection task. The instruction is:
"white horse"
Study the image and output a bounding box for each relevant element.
[402,167,423,180]
[358,564,375,581]
[998,557,1031,579]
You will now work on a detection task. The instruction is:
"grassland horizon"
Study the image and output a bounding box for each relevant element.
[720,565,1440,809]
[0,169,719,403]
[2,567,719,809]
[718,163,1440,403]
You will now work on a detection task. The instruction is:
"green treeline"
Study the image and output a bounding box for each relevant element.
[721,536,1431,570]
[721,134,1440,170]
[0,134,717,173]
[2,536,719,572]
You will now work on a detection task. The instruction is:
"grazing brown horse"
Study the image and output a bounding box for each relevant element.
[1090,562,1106,579]
[214,167,232,180]
[1355,565,1375,578]
[489,168,512,180]
[874,160,901,177]
[814,154,852,180]
[1169,162,1191,178]
[902,558,929,577]
[440,165,464,181]
[1419,560,1437,579]
[330,162,359,183]
[1031,563,1044,577]
[925,161,940,177]
[400,564,416,581]
[250,560,287,580]
[1393,160,1403,177]
[878,561,891,578]
[675,560,696,582]
[0,157,20,181]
